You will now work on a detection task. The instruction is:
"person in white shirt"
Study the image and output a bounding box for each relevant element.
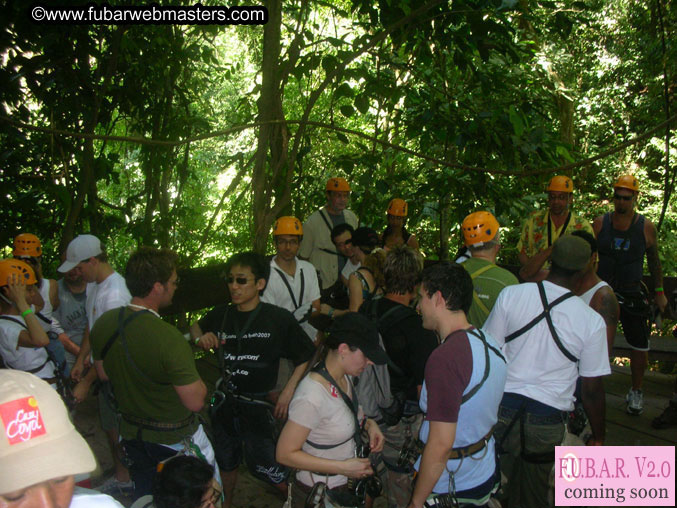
[261,216,321,342]
[483,235,611,508]
[0,259,54,382]
[57,234,133,496]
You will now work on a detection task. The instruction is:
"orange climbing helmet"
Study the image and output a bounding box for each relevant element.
[387,198,408,217]
[462,211,500,247]
[0,259,37,287]
[547,175,574,193]
[614,174,640,193]
[273,216,303,236]
[13,233,42,258]
[326,177,351,192]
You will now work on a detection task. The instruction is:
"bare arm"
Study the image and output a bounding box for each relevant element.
[581,376,605,445]
[592,216,603,237]
[408,421,457,508]
[644,219,667,312]
[94,359,109,381]
[275,361,309,419]
[58,333,81,356]
[518,246,553,282]
[407,234,420,250]
[276,419,373,478]
[348,271,366,312]
[590,287,619,355]
[71,326,91,381]
[49,279,59,310]
[2,283,49,348]
[174,379,207,412]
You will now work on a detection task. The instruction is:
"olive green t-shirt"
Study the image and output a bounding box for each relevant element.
[461,258,519,328]
[91,307,200,444]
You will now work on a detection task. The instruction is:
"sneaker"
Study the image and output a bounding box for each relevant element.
[651,401,677,429]
[626,389,644,415]
[97,476,134,496]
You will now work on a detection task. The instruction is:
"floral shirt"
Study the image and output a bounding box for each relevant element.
[517,209,594,259]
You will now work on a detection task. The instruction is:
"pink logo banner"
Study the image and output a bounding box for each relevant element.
[555,446,675,506]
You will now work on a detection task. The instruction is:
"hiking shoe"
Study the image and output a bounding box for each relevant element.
[625,389,643,415]
[651,401,677,429]
[97,476,134,496]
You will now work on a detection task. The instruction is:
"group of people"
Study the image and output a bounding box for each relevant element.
[0,173,674,508]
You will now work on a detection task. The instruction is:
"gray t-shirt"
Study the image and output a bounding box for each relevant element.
[53,279,87,367]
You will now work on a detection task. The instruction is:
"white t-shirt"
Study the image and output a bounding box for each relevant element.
[341,259,361,281]
[288,375,362,489]
[483,281,610,411]
[86,271,131,329]
[579,280,611,306]
[71,488,125,507]
[0,315,55,378]
[261,257,321,341]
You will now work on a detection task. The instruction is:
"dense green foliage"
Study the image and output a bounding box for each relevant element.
[1,0,674,278]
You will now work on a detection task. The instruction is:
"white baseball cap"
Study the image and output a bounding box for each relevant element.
[58,234,103,273]
[0,371,96,494]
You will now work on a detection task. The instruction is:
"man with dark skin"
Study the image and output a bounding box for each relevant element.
[484,235,610,508]
[572,230,620,355]
[593,174,668,415]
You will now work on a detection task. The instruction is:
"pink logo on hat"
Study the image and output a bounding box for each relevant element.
[1,396,46,445]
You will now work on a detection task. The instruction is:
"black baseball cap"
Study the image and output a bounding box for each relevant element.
[326,312,387,365]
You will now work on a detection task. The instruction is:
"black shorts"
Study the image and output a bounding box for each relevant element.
[619,305,650,351]
[211,399,288,485]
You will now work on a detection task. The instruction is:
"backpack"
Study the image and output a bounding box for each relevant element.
[355,299,415,427]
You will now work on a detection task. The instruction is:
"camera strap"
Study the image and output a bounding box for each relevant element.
[215,303,262,396]
[314,362,364,449]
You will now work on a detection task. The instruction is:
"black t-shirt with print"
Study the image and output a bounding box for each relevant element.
[198,302,315,394]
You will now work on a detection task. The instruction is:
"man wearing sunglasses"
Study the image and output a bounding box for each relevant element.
[594,174,668,416]
[191,252,315,508]
[517,175,594,282]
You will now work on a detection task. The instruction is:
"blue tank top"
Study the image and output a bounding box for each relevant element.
[597,212,645,289]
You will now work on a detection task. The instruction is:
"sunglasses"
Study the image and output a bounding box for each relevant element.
[613,193,633,201]
[226,276,254,285]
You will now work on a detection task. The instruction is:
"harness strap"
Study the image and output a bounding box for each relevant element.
[121,412,195,432]
[100,308,149,360]
[0,316,52,374]
[504,282,575,353]
[537,282,578,363]
[468,263,496,316]
[215,303,263,396]
[313,363,363,449]
[319,208,334,233]
[547,211,572,247]
[306,435,354,450]
[35,311,52,325]
[448,427,494,459]
[461,328,505,404]
[273,266,305,310]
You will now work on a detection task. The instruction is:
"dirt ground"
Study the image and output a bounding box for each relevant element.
[73,393,384,508]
